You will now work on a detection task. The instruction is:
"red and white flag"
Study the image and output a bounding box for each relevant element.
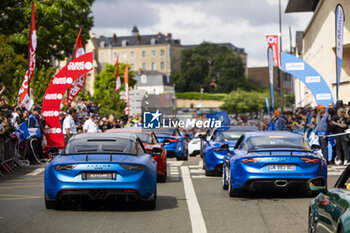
[67,27,87,104]
[18,2,36,110]
[265,35,280,68]
[124,64,129,116]
[115,57,121,93]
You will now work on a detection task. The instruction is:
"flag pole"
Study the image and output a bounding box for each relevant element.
[278,0,284,110]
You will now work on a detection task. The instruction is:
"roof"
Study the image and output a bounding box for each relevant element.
[217,126,260,131]
[70,133,138,142]
[96,34,181,48]
[134,71,173,86]
[285,0,320,13]
[184,42,246,55]
[243,131,303,138]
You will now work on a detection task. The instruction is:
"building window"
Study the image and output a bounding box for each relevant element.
[160,49,165,56]
[151,50,156,57]
[100,52,105,61]
[131,63,135,70]
[142,51,146,57]
[113,52,118,60]
[130,51,135,58]
[152,62,156,71]
[141,74,147,84]
[160,62,165,70]
[100,41,107,48]
[142,63,146,70]
[122,52,127,59]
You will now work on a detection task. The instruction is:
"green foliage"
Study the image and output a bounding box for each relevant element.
[31,66,57,104]
[176,92,227,101]
[173,42,247,93]
[0,0,95,69]
[0,35,27,104]
[93,63,136,117]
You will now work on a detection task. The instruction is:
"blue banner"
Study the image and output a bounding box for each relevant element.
[265,96,271,116]
[206,111,230,128]
[267,47,275,111]
[281,52,334,107]
[266,119,276,131]
[15,122,30,141]
[335,4,345,100]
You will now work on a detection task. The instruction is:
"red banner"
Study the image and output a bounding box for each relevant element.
[124,64,129,116]
[18,2,36,109]
[265,35,280,68]
[42,52,93,149]
[67,27,86,104]
[115,57,121,93]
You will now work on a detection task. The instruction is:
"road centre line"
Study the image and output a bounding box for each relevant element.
[0,185,43,190]
[25,168,45,176]
[181,166,207,233]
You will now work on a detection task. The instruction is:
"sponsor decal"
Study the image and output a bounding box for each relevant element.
[316,93,332,100]
[44,128,62,134]
[305,76,321,83]
[52,77,73,85]
[285,62,305,71]
[67,61,92,71]
[42,111,60,117]
[143,110,162,129]
[44,93,63,100]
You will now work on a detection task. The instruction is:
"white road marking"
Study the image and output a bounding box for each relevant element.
[328,172,343,176]
[167,161,184,167]
[25,168,45,176]
[191,175,217,179]
[181,166,207,233]
[190,169,204,174]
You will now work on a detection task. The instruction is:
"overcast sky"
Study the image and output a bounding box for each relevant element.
[91,0,313,67]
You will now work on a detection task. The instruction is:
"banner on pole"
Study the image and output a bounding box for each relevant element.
[115,57,121,93]
[124,64,129,116]
[335,4,345,100]
[42,52,93,149]
[265,34,280,68]
[265,96,271,116]
[18,2,36,109]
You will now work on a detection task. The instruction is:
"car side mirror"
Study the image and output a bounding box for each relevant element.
[152,147,162,156]
[220,144,229,151]
[199,134,208,142]
[48,147,59,156]
[308,177,327,192]
[311,144,321,151]
[163,139,170,145]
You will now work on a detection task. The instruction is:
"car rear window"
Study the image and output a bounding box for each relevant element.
[64,138,135,154]
[134,133,153,144]
[246,136,312,151]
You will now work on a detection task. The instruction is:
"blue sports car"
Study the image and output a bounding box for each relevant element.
[44,133,157,209]
[222,131,327,197]
[148,128,188,161]
[202,126,259,176]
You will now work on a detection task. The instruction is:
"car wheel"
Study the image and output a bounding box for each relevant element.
[205,167,215,176]
[228,173,241,197]
[45,195,57,209]
[143,186,157,210]
[200,141,203,158]
[222,166,228,190]
[157,165,167,183]
[202,154,206,169]
[308,209,314,233]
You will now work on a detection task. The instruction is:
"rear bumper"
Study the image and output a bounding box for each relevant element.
[241,178,310,192]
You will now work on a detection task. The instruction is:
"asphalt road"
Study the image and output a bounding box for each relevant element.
[0,158,341,233]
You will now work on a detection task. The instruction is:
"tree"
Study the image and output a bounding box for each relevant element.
[93,63,136,117]
[174,42,246,93]
[0,0,95,69]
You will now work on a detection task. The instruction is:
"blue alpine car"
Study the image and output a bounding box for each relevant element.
[44,133,157,209]
[222,131,327,197]
[148,128,188,161]
[202,126,259,176]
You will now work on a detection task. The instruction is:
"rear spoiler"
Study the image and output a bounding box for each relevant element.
[247,149,313,155]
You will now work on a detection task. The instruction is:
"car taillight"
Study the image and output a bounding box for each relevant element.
[167,138,178,143]
[123,189,136,193]
[54,165,77,170]
[120,164,145,171]
[300,158,320,163]
[240,158,262,163]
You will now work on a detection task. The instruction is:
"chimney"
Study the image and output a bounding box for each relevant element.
[113,33,117,43]
[157,32,162,38]
[166,33,172,39]
[136,33,141,43]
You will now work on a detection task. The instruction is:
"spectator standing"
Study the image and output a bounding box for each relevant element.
[315,105,329,162]
[330,108,350,165]
[63,108,77,144]
[83,113,98,133]
[28,107,44,164]
[274,110,286,131]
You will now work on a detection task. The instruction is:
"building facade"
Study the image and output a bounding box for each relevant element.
[286,0,350,106]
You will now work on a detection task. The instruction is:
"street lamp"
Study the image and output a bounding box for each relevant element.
[199,83,216,114]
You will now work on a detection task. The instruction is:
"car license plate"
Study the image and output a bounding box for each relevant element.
[82,172,116,180]
[269,164,295,171]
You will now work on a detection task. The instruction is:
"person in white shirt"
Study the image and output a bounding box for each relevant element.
[83,113,98,133]
[63,108,77,144]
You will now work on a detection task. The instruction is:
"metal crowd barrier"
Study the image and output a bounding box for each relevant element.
[0,135,20,176]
